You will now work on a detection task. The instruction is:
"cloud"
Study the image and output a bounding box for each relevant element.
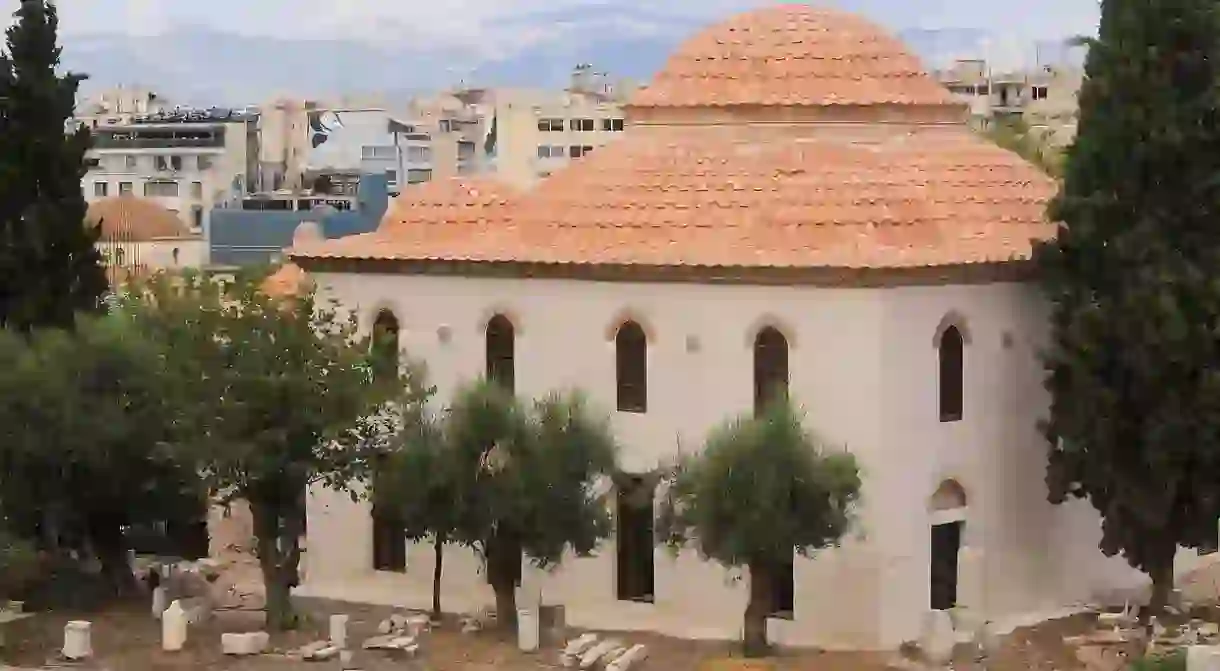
[4,0,1099,47]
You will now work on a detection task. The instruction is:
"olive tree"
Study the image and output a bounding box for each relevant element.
[657,400,861,657]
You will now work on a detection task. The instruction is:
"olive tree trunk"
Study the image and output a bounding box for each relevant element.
[744,560,774,658]
[250,499,304,631]
[431,534,445,622]
[485,531,522,634]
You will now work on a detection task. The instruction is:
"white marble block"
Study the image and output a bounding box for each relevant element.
[607,644,649,671]
[919,609,956,665]
[162,600,188,652]
[329,613,349,649]
[62,620,92,660]
[579,639,621,669]
[1189,645,1220,671]
[517,608,540,652]
[222,631,270,656]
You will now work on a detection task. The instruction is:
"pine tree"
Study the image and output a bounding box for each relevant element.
[1035,0,1220,617]
[0,0,106,331]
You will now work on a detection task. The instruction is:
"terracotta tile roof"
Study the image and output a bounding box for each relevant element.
[87,196,193,242]
[630,5,959,109]
[293,127,1055,269]
[291,177,518,261]
[261,262,311,298]
[378,178,517,237]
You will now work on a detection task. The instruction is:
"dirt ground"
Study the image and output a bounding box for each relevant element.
[0,600,1131,671]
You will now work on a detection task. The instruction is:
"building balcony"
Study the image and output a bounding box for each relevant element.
[91,136,225,150]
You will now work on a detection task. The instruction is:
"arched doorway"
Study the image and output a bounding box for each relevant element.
[928,479,967,611]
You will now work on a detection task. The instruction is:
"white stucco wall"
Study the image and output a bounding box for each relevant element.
[295,271,1188,649]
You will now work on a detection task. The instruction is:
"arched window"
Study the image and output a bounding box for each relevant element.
[371,309,400,381]
[753,326,789,416]
[938,325,964,422]
[486,314,515,393]
[615,320,647,413]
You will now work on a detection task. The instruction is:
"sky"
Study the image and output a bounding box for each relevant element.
[4,0,1100,47]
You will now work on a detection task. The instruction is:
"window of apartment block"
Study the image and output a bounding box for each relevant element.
[118,181,133,195]
[616,475,655,602]
[385,169,397,185]
[191,206,203,231]
[569,118,595,132]
[191,181,203,199]
[197,155,213,170]
[1032,86,1049,101]
[154,156,168,171]
[536,145,565,159]
[93,181,108,197]
[601,118,625,132]
[406,145,430,162]
[144,180,179,197]
[124,155,137,169]
[568,145,594,159]
[537,118,564,132]
[406,169,432,184]
[169,155,183,171]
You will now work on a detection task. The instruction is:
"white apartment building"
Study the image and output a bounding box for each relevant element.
[80,112,259,236]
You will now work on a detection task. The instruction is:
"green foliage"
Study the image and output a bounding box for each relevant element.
[412,380,617,628]
[657,400,860,656]
[1034,0,1220,608]
[122,268,395,628]
[443,381,618,566]
[982,116,1063,177]
[0,526,38,600]
[0,1,108,331]
[1130,650,1185,671]
[0,313,201,591]
[658,400,861,566]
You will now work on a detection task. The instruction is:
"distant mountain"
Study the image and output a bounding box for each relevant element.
[60,8,1077,107]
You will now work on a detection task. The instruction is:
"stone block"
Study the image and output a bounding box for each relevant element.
[300,640,340,660]
[579,639,621,669]
[222,631,269,656]
[329,614,349,649]
[1189,645,1220,671]
[918,610,955,666]
[161,600,188,652]
[62,620,92,660]
[607,644,649,671]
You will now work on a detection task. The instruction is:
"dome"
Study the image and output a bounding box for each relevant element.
[292,221,324,247]
[86,196,192,241]
[630,5,958,109]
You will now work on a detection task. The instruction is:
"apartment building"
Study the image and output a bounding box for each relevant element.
[936,59,1082,146]
[475,66,632,188]
[75,106,259,237]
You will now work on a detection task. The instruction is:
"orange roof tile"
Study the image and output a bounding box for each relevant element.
[87,196,193,241]
[261,263,311,298]
[288,5,1054,274]
[292,177,517,260]
[630,5,959,109]
[293,127,1055,269]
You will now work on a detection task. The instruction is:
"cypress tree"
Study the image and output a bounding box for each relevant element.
[0,0,106,332]
[1036,0,1220,616]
